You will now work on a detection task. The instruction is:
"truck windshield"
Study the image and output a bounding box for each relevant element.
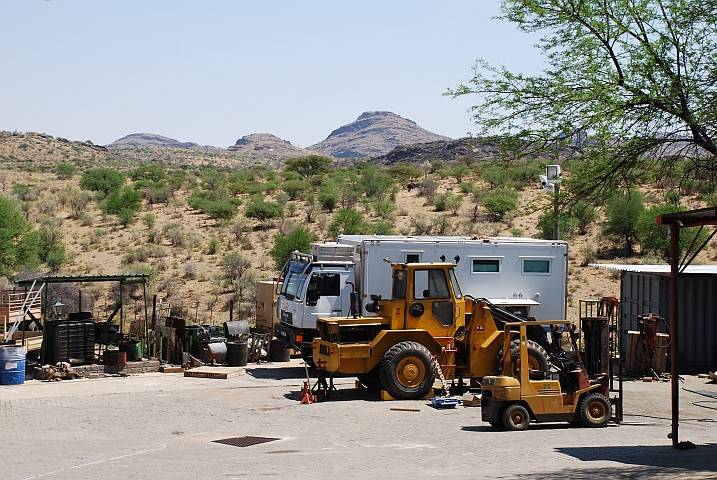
[281,261,311,300]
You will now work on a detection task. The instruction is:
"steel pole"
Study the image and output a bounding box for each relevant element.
[670,223,679,448]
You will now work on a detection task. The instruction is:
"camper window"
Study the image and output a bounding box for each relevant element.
[522,259,551,274]
[471,259,500,273]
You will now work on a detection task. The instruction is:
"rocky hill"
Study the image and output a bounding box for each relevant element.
[227,133,317,160]
[368,137,501,165]
[106,133,221,151]
[309,111,450,159]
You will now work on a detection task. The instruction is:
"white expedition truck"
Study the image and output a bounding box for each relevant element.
[274,235,568,360]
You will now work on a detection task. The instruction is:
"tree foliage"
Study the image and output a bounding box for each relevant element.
[449,0,717,201]
[80,168,125,196]
[481,188,519,220]
[0,196,39,277]
[603,190,645,252]
[269,227,315,271]
[284,155,332,178]
[636,204,709,260]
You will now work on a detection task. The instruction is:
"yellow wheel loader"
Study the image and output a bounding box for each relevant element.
[311,262,566,400]
[481,320,613,430]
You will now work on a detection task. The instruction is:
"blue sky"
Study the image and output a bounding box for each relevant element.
[0,1,543,148]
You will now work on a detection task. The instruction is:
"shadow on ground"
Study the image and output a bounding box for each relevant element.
[246,365,354,381]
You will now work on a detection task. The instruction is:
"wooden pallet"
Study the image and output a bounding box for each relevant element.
[183,366,245,379]
[625,331,669,375]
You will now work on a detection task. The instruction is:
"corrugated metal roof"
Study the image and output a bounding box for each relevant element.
[590,263,717,274]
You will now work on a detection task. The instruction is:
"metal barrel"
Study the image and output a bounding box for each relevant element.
[226,341,248,367]
[201,341,227,365]
[0,345,27,385]
[269,339,291,362]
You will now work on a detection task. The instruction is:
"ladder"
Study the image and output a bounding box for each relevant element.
[4,280,44,341]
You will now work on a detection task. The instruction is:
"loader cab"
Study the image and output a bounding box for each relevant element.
[390,263,464,332]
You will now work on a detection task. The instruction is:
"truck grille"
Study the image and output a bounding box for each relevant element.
[281,310,293,325]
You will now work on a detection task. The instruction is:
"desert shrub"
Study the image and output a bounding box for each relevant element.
[481,188,519,220]
[281,179,305,200]
[182,260,200,279]
[55,162,77,179]
[245,201,284,223]
[130,164,167,183]
[410,215,433,235]
[12,184,37,202]
[536,209,579,240]
[206,235,221,255]
[636,204,709,260]
[327,209,371,238]
[432,214,451,235]
[372,201,397,220]
[79,168,125,196]
[603,190,644,253]
[371,220,394,235]
[162,222,184,246]
[268,226,315,271]
[317,181,339,212]
[142,213,155,229]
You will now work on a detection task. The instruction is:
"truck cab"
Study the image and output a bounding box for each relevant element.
[275,250,356,360]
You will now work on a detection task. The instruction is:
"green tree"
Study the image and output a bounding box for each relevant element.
[636,204,709,260]
[603,190,645,253]
[130,164,167,183]
[55,162,77,180]
[281,179,305,201]
[451,165,470,184]
[80,168,125,197]
[536,209,579,240]
[100,187,143,216]
[284,155,332,178]
[0,196,39,277]
[268,227,315,271]
[481,188,519,220]
[449,0,717,201]
[317,180,340,212]
[244,201,284,222]
[327,209,371,238]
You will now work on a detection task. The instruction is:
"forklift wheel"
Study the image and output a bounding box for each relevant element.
[489,421,504,429]
[579,393,612,428]
[503,404,530,431]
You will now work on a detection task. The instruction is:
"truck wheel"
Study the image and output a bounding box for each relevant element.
[378,341,435,400]
[357,367,382,391]
[493,340,550,375]
[579,393,612,428]
[503,403,530,431]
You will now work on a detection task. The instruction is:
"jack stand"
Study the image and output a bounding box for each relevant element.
[300,381,317,404]
[313,369,340,399]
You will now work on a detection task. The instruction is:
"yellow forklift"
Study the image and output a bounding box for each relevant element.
[481,320,616,430]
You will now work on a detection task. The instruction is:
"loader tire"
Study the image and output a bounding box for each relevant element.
[503,403,531,431]
[579,393,612,428]
[493,340,550,376]
[357,367,382,391]
[378,341,435,400]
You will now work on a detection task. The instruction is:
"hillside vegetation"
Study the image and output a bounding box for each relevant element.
[1,130,715,326]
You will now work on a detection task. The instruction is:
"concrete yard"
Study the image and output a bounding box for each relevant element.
[1,359,716,479]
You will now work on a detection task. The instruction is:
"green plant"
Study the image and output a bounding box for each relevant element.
[327,209,371,238]
[603,190,645,253]
[481,188,519,220]
[79,168,125,196]
[268,227,315,271]
[245,201,284,222]
[142,213,156,229]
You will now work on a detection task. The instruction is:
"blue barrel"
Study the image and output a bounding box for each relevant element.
[0,345,27,385]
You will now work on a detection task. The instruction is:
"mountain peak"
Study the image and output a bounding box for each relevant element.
[311,111,449,158]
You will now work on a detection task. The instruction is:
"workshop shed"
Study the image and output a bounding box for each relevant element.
[592,264,717,374]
